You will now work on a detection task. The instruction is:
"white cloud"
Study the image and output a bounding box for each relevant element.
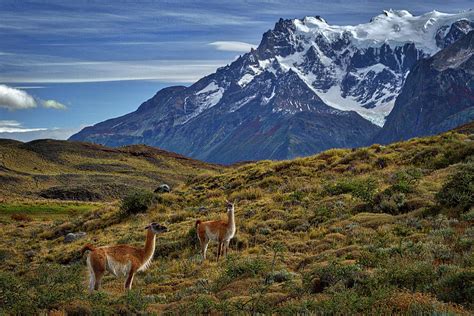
[0,84,67,110]
[0,120,81,141]
[42,99,67,110]
[0,120,47,133]
[0,84,37,110]
[209,41,256,52]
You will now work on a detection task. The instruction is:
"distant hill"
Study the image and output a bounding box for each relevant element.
[0,139,221,200]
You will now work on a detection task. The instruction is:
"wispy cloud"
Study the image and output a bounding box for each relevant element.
[0,120,82,141]
[12,86,46,89]
[209,41,256,52]
[0,84,67,110]
[1,55,230,83]
[0,120,47,133]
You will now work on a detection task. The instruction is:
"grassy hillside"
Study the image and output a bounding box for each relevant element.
[0,129,473,314]
[0,139,221,201]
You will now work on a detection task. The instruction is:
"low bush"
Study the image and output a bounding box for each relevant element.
[435,270,474,306]
[118,290,150,314]
[383,261,436,292]
[214,255,269,290]
[324,177,377,203]
[436,163,474,212]
[372,190,407,215]
[390,168,422,193]
[223,255,269,280]
[0,271,36,314]
[120,189,155,216]
[305,262,362,293]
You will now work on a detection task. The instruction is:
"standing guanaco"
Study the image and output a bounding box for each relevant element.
[81,222,167,292]
[196,200,236,261]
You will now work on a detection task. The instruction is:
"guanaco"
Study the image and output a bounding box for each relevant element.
[196,200,236,261]
[81,222,167,292]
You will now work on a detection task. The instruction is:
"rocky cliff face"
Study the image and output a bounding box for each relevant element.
[375,30,474,144]
[70,10,474,163]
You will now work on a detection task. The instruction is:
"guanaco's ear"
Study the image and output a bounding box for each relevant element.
[144,225,150,230]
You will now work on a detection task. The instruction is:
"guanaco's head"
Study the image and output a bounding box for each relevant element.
[225,200,234,213]
[145,222,168,234]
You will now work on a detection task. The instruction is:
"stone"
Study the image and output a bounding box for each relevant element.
[64,232,87,243]
[154,183,171,193]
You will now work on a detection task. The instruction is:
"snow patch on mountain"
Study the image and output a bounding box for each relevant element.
[237,65,263,87]
[195,82,224,109]
[294,9,474,54]
[317,85,395,126]
[176,82,225,125]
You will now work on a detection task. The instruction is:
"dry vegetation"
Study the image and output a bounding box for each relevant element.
[0,129,473,314]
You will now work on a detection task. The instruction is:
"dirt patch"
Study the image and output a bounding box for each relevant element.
[39,186,103,201]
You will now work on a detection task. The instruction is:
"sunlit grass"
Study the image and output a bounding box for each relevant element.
[0,200,100,219]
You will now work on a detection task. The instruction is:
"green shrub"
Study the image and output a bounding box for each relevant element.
[265,269,295,284]
[119,290,150,314]
[29,263,84,310]
[305,263,362,293]
[186,295,216,314]
[0,271,36,314]
[436,163,474,212]
[325,178,377,203]
[390,168,422,193]
[120,189,155,216]
[372,190,407,215]
[384,261,436,292]
[435,270,474,306]
[223,255,269,279]
[214,255,269,290]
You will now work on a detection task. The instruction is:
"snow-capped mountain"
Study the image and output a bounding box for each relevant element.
[375,30,474,143]
[236,9,474,126]
[70,10,474,164]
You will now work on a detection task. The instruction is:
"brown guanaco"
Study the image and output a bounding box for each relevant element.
[81,222,167,292]
[196,200,236,261]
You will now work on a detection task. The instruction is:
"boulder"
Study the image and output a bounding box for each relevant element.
[154,183,171,193]
[64,232,87,243]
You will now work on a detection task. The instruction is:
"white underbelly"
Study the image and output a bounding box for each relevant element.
[106,255,131,277]
[205,226,220,241]
[225,227,236,240]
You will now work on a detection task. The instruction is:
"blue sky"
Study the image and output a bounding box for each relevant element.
[0,0,472,141]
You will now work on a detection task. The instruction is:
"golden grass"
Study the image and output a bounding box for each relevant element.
[0,131,473,314]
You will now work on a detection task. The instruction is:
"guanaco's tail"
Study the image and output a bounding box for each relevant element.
[81,243,95,255]
[195,219,202,228]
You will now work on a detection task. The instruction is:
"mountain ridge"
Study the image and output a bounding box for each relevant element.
[70,10,474,163]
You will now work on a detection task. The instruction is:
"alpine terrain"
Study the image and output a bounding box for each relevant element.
[375,30,474,143]
[70,10,474,163]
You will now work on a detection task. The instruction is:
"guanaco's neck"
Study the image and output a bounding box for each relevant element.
[227,208,235,229]
[143,229,156,262]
